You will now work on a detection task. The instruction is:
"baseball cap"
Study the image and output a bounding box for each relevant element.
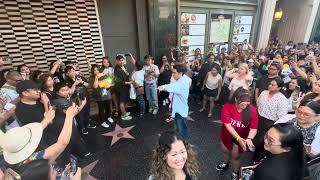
[16,80,39,95]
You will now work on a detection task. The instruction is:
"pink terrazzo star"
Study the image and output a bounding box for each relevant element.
[166,111,195,122]
[102,124,135,146]
[82,160,98,180]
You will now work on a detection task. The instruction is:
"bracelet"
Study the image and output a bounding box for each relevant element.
[235,135,241,142]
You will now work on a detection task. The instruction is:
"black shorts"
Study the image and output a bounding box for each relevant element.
[203,86,218,97]
[116,86,129,103]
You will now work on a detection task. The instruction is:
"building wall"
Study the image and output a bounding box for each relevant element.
[276,0,314,43]
[0,0,103,76]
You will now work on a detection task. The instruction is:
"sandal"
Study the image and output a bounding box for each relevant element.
[208,113,212,118]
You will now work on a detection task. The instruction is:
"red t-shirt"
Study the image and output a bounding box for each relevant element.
[220,103,258,152]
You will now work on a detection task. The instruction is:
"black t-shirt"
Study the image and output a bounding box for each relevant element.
[15,101,44,125]
[254,153,295,180]
[256,75,279,95]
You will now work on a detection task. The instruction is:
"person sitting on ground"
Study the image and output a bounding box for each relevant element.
[149,131,199,180]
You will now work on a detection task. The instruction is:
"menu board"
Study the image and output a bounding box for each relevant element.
[209,15,232,43]
[233,15,253,43]
[180,13,206,59]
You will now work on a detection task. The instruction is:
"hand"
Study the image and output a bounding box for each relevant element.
[66,103,79,118]
[291,61,298,68]
[0,95,7,106]
[43,106,55,124]
[304,144,312,156]
[40,93,49,105]
[309,73,317,83]
[96,73,104,79]
[74,78,82,85]
[238,138,247,151]
[128,53,133,58]
[80,98,87,107]
[157,86,165,92]
[246,139,255,150]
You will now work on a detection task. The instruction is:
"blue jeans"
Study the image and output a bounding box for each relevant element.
[174,113,189,139]
[145,82,158,110]
[136,95,145,114]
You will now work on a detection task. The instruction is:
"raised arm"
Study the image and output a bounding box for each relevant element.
[43,104,78,163]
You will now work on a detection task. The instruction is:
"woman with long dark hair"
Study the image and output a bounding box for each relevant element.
[157,54,172,107]
[100,56,118,116]
[253,123,305,180]
[90,64,114,128]
[216,88,258,180]
[149,131,199,180]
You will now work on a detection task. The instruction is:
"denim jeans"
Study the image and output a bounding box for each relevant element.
[145,82,158,110]
[136,95,145,114]
[174,113,189,139]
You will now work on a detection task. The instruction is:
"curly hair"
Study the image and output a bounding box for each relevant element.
[150,131,199,180]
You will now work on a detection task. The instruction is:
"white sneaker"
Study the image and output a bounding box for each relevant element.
[107,117,114,123]
[153,109,158,115]
[101,122,109,128]
[148,108,153,113]
[124,112,131,116]
[121,115,132,120]
[165,99,169,104]
[162,100,166,106]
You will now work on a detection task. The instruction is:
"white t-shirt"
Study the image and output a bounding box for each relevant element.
[205,73,222,90]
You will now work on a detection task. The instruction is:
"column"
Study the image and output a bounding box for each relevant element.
[304,0,320,43]
[256,0,277,50]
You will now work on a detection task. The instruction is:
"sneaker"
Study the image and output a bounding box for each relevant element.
[81,128,88,135]
[101,122,109,128]
[121,115,132,121]
[107,117,114,123]
[215,162,229,171]
[148,108,153,113]
[152,109,158,115]
[231,172,239,180]
[87,124,96,129]
[124,112,131,116]
[165,99,169,104]
[162,100,166,106]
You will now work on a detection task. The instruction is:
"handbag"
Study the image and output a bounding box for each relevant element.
[129,84,136,100]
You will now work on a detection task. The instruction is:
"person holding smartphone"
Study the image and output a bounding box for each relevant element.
[216,88,258,180]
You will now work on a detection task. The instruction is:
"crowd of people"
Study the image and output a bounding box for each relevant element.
[0,37,318,179]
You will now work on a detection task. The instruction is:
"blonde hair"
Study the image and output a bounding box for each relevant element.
[238,63,249,74]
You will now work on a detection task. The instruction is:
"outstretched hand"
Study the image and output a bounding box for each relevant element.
[157,86,165,92]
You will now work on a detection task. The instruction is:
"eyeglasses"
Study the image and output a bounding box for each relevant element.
[264,134,282,146]
[296,109,315,117]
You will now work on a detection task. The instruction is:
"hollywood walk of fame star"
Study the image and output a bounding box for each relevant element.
[102,124,135,146]
[82,160,98,180]
[166,111,195,122]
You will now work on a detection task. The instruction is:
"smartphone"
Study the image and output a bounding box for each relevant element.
[240,166,255,180]
[5,168,21,180]
[124,53,130,56]
[70,154,78,175]
[4,103,15,111]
